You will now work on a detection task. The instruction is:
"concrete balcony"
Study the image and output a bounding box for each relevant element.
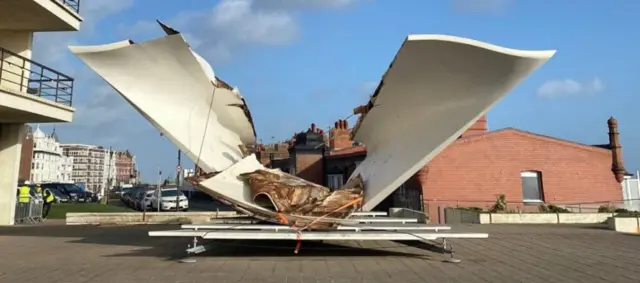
[0,45,75,123]
[0,0,83,31]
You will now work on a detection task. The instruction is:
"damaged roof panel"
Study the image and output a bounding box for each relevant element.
[349,34,556,211]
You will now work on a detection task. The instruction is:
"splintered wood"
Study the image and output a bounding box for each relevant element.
[186,166,364,230]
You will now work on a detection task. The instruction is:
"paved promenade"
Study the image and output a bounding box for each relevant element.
[0,223,638,282]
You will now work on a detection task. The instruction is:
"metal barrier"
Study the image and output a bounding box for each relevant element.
[14,199,44,224]
[0,45,75,106]
[389,207,428,223]
[58,0,81,13]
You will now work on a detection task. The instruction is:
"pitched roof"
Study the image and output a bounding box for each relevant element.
[326,145,367,159]
[328,127,612,160]
[457,127,612,154]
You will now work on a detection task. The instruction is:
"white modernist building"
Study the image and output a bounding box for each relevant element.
[30,125,73,183]
[0,0,83,225]
[60,144,115,194]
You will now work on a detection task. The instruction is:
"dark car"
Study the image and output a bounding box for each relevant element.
[40,183,88,203]
[84,191,99,203]
[49,187,70,203]
[122,188,143,208]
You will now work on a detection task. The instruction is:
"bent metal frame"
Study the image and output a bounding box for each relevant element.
[148,211,489,263]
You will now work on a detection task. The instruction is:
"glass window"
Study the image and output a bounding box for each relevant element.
[160,189,183,197]
[521,171,544,202]
[327,174,344,190]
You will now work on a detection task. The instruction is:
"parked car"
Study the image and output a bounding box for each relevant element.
[122,187,145,208]
[150,188,189,211]
[135,190,155,211]
[40,183,88,203]
[84,191,100,203]
[50,187,70,203]
[119,188,132,203]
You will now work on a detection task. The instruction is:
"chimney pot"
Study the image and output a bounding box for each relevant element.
[608,116,625,183]
[344,120,349,128]
[334,121,339,128]
[311,123,316,132]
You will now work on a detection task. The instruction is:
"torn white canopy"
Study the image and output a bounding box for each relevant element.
[155,20,258,146]
[350,34,556,211]
[69,33,257,173]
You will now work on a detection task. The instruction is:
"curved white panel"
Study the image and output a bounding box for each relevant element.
[351,34,556,211]
[69,34,247,173]
[156,19,256,145]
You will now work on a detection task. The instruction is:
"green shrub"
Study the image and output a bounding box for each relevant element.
[598,204,616,213]
[538,204,571,213]
[488,194,507,213]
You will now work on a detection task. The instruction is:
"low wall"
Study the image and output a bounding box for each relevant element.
[608,217,640,233]
[66,211,239,225]
[479,213,614,224]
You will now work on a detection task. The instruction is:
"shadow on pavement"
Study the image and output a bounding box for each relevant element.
[0,224,435,260]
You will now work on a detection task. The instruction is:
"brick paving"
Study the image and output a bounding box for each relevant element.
[0,223,638,282]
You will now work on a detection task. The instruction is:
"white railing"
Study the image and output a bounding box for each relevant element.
[622,171,640,211]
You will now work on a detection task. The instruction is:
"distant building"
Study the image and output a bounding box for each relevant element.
[61,144,116,192]
[18,125,73,184]
[115,150,139,186]
[259,115,628,223]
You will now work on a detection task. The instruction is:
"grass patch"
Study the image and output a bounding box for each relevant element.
[48,203,136,219]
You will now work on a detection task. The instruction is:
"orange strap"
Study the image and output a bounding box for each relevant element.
[275,197,363,254]
[301,197,363,231]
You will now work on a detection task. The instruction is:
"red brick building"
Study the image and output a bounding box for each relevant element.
[18,125,34,183]
[115,150,138,186]
[257,115,626,222]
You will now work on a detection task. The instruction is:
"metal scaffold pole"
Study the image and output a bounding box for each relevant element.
[156,167,162,212]
[176,149,181,212]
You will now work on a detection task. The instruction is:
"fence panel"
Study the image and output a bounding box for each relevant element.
[443,208,480,224]
[14,199,44,224]
[622,174,640,211]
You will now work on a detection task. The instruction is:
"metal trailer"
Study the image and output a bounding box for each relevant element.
[148,211,488,263]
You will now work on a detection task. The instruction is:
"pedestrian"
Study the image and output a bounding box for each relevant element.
[17,183,31,220]
[42,187,55,219]
[35,184,44,202]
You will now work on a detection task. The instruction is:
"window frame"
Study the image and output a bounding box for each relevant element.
[521,171,544,203]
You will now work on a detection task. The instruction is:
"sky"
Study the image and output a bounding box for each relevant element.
[32,0,640,182]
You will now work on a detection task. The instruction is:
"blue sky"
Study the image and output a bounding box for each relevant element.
[32,0,640,182]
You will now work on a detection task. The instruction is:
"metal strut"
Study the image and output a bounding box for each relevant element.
[442,238,461,263]
[180,236,204,263]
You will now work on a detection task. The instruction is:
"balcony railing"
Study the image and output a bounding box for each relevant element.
[57,0,80,13]
[0,46,74,106]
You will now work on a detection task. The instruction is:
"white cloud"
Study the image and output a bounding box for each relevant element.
[43,0,365,147]
[451,0,512,14]
[74,86,130,127]
[254,0,361,10]
[537,77,605,98]
[121,0,361,64]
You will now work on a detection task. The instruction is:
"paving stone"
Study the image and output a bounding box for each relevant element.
[0,223,638,282]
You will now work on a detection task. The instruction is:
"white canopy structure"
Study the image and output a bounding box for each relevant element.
[70,26,555,224]
[69,33,256,174]
[349,35,556,211]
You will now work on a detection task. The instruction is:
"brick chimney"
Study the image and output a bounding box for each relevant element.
[460,115,488,137]
[608,117,626,183]
[329,119,352,150]
[288,123,326,185]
